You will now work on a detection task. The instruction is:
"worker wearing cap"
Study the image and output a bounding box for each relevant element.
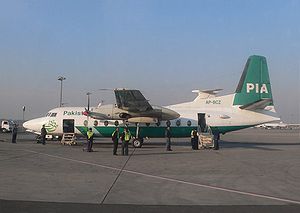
[40,125,47,145]
[121,127,131,156]
[111,127,119,155]
[11,124,18,143]
[191,129,199,150]
[86,128,94,152]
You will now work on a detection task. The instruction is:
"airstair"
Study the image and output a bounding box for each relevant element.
[197,113,219,150]
[198,126,214,149]
[198,126,219,150]
[61,133,76,145]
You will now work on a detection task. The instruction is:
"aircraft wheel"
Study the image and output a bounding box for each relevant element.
[132,138,143,148]
[36,135,41,143]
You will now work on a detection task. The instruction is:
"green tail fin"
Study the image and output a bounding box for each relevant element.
[233,55,273,106]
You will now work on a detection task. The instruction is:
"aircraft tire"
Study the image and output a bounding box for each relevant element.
[36,135,41,143]
[132,138,143,148]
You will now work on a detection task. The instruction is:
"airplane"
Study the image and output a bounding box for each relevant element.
[23,55,280,149]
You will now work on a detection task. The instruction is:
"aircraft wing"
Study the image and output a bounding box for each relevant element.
[114,89,153,112]
[239,98,273,110]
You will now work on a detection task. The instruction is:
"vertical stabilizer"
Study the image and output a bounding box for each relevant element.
[233,55,273,106]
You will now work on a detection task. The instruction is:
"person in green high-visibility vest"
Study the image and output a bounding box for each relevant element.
[86,128,94,152]
[121,127,131,156]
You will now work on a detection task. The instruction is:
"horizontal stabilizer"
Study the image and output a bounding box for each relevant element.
[239,98,272,110]
[192,89,223,100]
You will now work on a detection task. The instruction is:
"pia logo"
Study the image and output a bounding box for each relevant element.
[246,83,268,93]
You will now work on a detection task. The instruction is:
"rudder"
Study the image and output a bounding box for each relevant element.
[233,55,273,106]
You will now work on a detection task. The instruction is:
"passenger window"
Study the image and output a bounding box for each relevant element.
[187,120,192,126]
[83,120,88,127]
[166,120,171,127]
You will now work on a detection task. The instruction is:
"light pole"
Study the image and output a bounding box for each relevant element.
[58,76,66,107]
[22,106,25,122]
[22,106,25,132]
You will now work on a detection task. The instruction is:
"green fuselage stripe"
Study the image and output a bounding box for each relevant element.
[76,125,254,138]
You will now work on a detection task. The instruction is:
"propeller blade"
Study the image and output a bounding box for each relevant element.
[86,92,92,112]
[88,96,90,111]
[98,88,113,91]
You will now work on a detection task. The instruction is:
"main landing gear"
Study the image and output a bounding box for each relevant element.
[132,123,144,148]
[132,137,144,148]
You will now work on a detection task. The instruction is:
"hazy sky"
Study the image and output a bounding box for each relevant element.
[0,0,299,123]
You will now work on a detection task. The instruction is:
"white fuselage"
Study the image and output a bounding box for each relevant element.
[23,93,279,138]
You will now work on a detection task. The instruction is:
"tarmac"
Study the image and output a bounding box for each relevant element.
[0,128,299,212]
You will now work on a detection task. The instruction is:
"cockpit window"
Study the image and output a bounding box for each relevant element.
[50,113,57,117]
[46,112,57,117]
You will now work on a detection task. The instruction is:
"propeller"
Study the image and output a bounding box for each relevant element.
[87,92,91,111]
[83,92,109,120]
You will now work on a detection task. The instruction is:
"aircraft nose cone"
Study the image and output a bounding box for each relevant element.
[23,117,48,132]
[23,120,32,130]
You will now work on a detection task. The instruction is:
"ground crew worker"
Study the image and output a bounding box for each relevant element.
[165,127,172,151]
[111,127,119,155]
[86,128,94,152]
[190,129,195,148]
[121,127,131,156]
[11,124,18,143]
[191,129,199,150]
[40,125,47,145]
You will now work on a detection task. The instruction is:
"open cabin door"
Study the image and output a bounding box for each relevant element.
[198,113,207,133]
[63,119,75,133]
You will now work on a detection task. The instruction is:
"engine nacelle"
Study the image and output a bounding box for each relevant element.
[127,117,158,123]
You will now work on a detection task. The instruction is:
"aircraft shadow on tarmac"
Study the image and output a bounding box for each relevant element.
[81,140,300,152]
[220,140,300,151]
